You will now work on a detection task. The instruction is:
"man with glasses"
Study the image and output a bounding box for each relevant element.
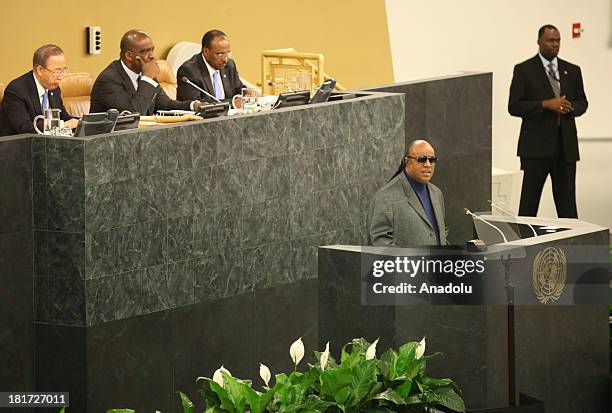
[509,24,588,218]
[176,29,245,102]
[90,29,201,115]
[368,139,448,247]
[0,44,77,136]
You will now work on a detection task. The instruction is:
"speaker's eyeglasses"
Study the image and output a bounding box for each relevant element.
[407,156,438,165]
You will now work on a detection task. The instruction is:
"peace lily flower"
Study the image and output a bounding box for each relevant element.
[212,365,232,386]
[289,337,305,366]
[415,337,426,359]
[320,342,330,370]
[259,363,272,387]
[366,338,379,360]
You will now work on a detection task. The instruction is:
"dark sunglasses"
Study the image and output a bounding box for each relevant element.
[407,156,438,165]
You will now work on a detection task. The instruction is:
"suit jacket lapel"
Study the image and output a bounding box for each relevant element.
[220,67,232,97]
[197,54,214,95]
[116,60,136,95]
[532,55,555,97]
[428,184,444,231]
[399,174,433,229]
[557,59,568,96]
[26,71,43,114]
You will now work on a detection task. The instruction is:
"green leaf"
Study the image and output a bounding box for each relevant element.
[345,359,378,407]
[320,367,353,399]
[177,391,194,413]
[433,388,466,412]
[372,389,405,405]
[422,377,453,387]
[334,387,351,406]
[395,378,413,399]
[208,378,236,413]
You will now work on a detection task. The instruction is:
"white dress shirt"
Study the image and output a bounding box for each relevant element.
[539,53,560,81]
[202,53,225,99]
[32,73,47,109]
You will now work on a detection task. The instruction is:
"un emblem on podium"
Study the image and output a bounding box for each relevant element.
[531,247,567,304]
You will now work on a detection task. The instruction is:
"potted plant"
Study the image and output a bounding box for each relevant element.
[180,337,466,413]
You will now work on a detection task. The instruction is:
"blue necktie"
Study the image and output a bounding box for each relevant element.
[213,70,224,100]
[41,91,49,110]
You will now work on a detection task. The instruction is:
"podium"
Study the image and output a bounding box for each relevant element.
[318,215,609,412]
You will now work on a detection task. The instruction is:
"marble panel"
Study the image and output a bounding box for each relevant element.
[289,150,314,197]
[112,131,142,181]
[216,206,241,255]
[167,170,195,219]
[264,155,291,200]
[140,128,167,176]
[166,125,194,172]
[87,311,173,413]
[33,182,48,230]
[215,117,243,165]
[287,109,314,154]
[289,193,315,239]
[84,135,114,186]
[47,231,85,279]
[241,201,269,248]
[139,174,167,222]
[142,264,171,313]
[168,215,194,263]
[114,269,143,320]
[312,147,337,192]
[46,137,84,186]
[265,110,292,156]
[254,280,318,374]
[192,125,217,168]
[193,211,217,258]
[31,136,46,184]
[84,182,115,232]
[48,183,85,232]
[168,259,195,307]
[312,189,339,234]
[113,178,141,227]
[48,277,85,326]
[85,228,116,279]
[193,166,216,213]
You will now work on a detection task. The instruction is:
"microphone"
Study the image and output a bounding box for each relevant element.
[464,208,508,243]
[488,200,537,237]
[180,77,221,103]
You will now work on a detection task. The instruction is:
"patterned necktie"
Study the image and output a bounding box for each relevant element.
[41,91,49,110]
[212,70,224,100]
[547,62,560,97]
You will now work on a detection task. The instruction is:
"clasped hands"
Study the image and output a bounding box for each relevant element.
[542,95,573,115]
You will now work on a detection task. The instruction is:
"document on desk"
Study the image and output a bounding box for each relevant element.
[156,110,196,116]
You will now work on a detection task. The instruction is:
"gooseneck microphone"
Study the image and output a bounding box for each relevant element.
[488,200,538,238]
[464,208,508,243]
[180,77,221,103]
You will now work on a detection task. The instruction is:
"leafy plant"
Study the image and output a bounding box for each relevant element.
[189,337,465,413]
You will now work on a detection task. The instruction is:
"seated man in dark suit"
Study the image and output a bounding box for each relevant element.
[90,29,201,115]
[368,139,449,247]
[176,29,245,103]
[0,44,77,136]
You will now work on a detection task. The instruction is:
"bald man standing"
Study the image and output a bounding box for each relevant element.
[90,29,201,115]
[368,140,449,247]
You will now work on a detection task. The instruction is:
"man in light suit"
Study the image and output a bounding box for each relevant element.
[509,24,588,218]
[0,44,77,136]
[368,140,448,247]
[90,29,201,115]
[176,29,245,103]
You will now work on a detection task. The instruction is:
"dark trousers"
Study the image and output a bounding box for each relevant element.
[518,140,577,218]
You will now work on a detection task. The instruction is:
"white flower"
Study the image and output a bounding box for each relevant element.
[366,338,379,360]
[415,337,426,359]
[259,363,271,387]
[213,365,231,386]
[320,342,330,370]
[289,337,305,366]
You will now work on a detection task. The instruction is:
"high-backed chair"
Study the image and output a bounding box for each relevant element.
[156,60,177,100]
[0,82,6,105]
[60,73,93,117]
[261,48,344,95]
